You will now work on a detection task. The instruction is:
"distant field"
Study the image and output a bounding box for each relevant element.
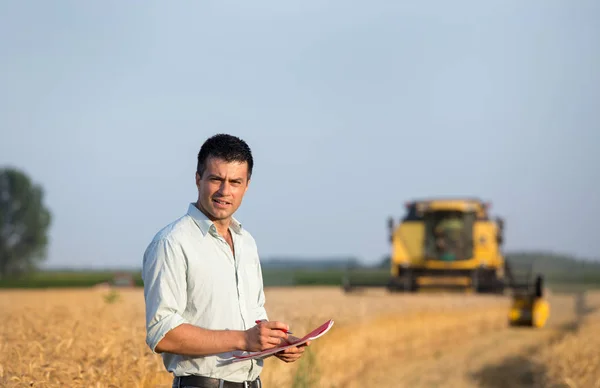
[0,271,144,288]
[2,268,600,290]
[0,269,387,288]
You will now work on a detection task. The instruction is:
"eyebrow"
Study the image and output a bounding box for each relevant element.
[208,174,244,183]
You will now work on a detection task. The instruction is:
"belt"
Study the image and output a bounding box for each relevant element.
[175,375,262,388]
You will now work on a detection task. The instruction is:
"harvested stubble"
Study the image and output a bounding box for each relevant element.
[262,305,512,387]
[532,293,600,388]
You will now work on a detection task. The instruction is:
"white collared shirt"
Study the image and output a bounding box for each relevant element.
[142,203,268,382]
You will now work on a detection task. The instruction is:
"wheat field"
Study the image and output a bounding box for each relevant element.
[0,286,599,387]
[533,307,600,388]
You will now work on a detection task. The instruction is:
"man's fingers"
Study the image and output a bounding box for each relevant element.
[264,332,291,348]
[263,320,290,332]
[282,346,305,355]
[268,336,285,346]
[257,321,290,338]
[275,345,308,363]
[278,352,303,363]
[270,332,289,345]
[261,334,286,348]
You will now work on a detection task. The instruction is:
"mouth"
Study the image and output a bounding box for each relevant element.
[212,198,231,207]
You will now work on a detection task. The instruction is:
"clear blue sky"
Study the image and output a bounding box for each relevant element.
[1,1,598,269]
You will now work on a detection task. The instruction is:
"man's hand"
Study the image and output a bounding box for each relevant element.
[274,335,312,363]
[244,320,290,352]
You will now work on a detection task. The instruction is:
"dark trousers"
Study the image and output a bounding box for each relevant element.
[172,375,262,388]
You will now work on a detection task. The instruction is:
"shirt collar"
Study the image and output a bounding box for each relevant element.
[186,203,243,236]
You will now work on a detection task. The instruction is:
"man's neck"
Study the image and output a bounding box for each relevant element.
[194,201,231,237]
[213,220,231,238]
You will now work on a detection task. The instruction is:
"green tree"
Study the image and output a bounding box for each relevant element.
[378,255,391,269]
[0,167,52,279]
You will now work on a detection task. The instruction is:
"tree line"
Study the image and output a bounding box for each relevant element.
[0,166,597,282]
[0,167,52,279]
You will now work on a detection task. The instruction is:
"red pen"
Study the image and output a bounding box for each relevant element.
[255,320,293,334]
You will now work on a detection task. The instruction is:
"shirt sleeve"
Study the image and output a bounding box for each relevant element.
[142,237,189,353]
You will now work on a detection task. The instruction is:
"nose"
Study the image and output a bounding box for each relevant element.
[218,181,232,196]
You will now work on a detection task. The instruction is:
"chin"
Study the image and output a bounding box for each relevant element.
[210,209,232,220]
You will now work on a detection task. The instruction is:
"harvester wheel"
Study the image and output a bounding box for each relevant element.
[471,269,505,294]
[471,269,480,293]
[387,270,417,292]
[493,279,506,295]
[386,277,401,293]
[403,269,418,292]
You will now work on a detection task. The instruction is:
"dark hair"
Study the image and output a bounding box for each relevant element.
[197,134,254,180]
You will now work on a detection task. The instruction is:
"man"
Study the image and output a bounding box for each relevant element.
[142,134,310,388]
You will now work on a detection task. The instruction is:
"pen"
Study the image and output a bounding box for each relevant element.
[255,320,293,334]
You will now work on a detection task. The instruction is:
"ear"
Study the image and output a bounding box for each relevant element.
[244,178,250,194]
[195,172,202,189]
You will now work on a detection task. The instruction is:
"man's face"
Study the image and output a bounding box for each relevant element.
[196,156,250,222]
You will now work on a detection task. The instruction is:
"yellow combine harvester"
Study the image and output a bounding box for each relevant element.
[342,197,549,328]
